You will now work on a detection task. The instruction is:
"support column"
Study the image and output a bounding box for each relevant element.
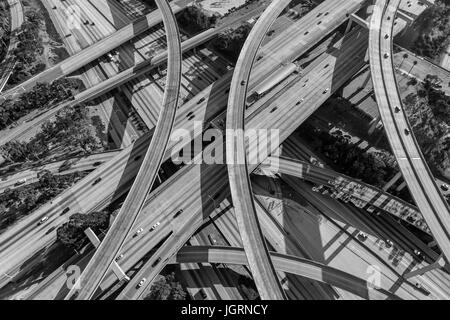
[84,228,130,282]
[383,171,402,191]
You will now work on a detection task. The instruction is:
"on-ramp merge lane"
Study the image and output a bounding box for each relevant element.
[225,0,292,300]
[66,0,182,300]
[369,0,450,263]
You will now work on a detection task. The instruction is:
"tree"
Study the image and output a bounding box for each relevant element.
[57,211,110,250]
[145,272,187,300]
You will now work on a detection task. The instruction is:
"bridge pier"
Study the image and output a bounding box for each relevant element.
[84,228,130,282]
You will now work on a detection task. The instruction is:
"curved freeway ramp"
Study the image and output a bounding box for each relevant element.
[0,0,24,93]
[173,246,400,300]
[225,0,291,300]
[369,0,450,262]
[66,0,182,300]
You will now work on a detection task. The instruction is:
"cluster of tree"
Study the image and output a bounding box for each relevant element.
[145,272,187,300]
[0,77,82,131]
[56,211,110,250]
[177,6,218,34]
[0,1,11,61]
[298,124,398,188]
[8,8,45,85]
[0,104,103,165]
[0,170,84,231]
[238,275,259,300]
[211,23,252,62]
[403,75,450,178]
[412,1,450,60]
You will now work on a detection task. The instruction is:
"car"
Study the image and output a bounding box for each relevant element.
[138,278,147,288]
[151,222,161,231]
[197,97,205,104]
[240,80,246,86]
[414,282,422,289]
[38,216,49,225]
[323,88,329,94]
[151,257,161,268]
[208,234,217,245]
[404,128,410,135]
[267,30,275,36]
[367,205,375,213]
[199,289,207,299]
[115,254,124,262]
[135,228,144,236]
[134,155,142,162]
[394,106,400,113]
[357,232,368,241]
[61,207,70,215]
[414,249,421,256]
[93,161,102,167]
[92,177,102,186]
[385,239,393,248]
[440,183,449,192]
[15,178,27,186]
[384,53,390,59]
[173,209,183,218]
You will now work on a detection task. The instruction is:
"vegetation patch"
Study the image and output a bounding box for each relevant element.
[0,77,83,131]
[211,23,252,63]
[7,0,69,86]
[145,272,188,300]
[411,1,450,61]
[403,74,450,179]
[0,170,86,233]
[57,211,110,250]
[0,104,106,166]
[298,123,398,189]
[0,0,11,62]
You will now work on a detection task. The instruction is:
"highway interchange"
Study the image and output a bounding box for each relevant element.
[0,0,449,300]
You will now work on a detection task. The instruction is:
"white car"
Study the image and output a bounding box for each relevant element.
[115,254,124,262]
[138,278,147,287]
[135,228,144,236]
[151,222,161,231]
[38,216,49,225]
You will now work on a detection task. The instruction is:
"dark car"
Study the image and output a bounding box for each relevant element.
[173,209,183,219]
[151,257,161,268]
[93,161,102,167]
[92,177,102,186]
[61,207,70,215]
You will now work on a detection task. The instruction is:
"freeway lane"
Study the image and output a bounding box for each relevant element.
[67,0,182,300]
[113,26,370,300]
[225,0,291,300]
[369,0,450,263]
[0,0,188,99]
[172,246,400,300]
[0,150,120,193]
[117,0,368,301]
[0,2,367,289]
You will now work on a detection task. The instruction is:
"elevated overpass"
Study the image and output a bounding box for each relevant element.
[0,0,188,99]
[66,0,183,300]
[369,0,450,263]
[0,0,369,290]
[261,156,431,235]
[225,0,291,300]
[172,246,400,300]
